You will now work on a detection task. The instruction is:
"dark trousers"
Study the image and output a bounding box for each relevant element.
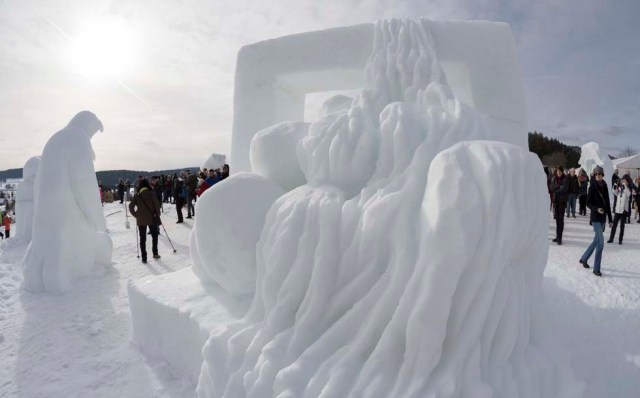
[554,201,566,241]
[139,225,159,260]
[176,198,184,222]
[609,212,627,243]
[187,193,195,217]
[4,229,9,239]
[578,195,587,215]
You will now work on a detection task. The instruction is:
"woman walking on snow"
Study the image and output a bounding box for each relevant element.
[608,175,631,244]
[579,166,612,277]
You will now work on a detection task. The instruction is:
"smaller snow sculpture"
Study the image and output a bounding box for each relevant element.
[250,121,309,191]
[579,142,614,201]
[190,173,283,295]
[202,153,227,171]
[15,155,40,243]
[23,111,112,294]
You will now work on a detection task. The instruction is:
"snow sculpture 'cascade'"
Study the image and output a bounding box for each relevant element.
[197,19,582,397]
[22,111,113,294]
[15,155,41,243]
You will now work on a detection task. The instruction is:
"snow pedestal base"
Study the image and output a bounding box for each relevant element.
[128,268,249,384]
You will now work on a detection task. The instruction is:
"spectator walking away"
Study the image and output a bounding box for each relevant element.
[635,176,640,222]
[174,174,187,223]
[129,178,161,263]
[2,212,10,239]
[622,174,636,224]
[150,176,164,214]
[566,168,578,218]
[550,166,568,245]
[578,169,589,216]
[117,179,126,203]
[608,175,631,244]
[580,166,612,277]
[186,170,198,219]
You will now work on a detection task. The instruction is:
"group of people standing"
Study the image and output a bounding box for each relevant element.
[548,166,640,277]
[126,165,229,263]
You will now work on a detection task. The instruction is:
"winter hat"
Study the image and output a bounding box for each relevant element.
[593,166,604,175]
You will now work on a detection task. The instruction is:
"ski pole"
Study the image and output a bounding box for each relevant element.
[160,223,177,253]
[135,224,140,258]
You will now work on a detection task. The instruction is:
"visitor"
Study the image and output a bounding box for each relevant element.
[578,169,589,216]
[196,168,221,197]
[174,174,187,223]
[622,174,636,224]
[608,175,631,245]
[117,178,126,203]
[186,170,198,219]
[550,166,568,245]
[611,169,620,187]
[579,166,612,277]
[128,178,161,264]
[635,176,640,222]
[222,164,230,180]
[566,168,578,218]
[3,212,11,239]
[150,176,164,214]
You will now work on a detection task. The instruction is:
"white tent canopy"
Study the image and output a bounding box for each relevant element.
[613,154,640,178]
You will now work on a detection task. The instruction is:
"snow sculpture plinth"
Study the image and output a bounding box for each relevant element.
[128,268,249,384]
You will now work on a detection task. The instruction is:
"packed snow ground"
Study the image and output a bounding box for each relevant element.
[1,202,639,397]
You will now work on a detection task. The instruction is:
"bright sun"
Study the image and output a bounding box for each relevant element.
[67,18,138,80]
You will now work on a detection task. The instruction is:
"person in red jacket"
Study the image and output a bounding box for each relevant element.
[3,212,11,239]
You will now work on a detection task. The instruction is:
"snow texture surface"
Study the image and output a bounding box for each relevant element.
[22,111,112,294]
[15,155,40,243]
[195,19,582,397]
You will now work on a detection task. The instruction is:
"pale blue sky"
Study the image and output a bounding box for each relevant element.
[0,0,638,170]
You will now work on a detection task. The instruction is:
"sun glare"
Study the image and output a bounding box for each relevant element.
[67,18,138,80]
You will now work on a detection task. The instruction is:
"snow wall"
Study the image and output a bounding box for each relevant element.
[22,111,113,294]
[15,155,40,243]
[194,19,582,397]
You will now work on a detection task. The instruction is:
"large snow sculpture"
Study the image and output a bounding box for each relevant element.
[23,111,113,294]
[15,155,40,243]
[196,19,582,397]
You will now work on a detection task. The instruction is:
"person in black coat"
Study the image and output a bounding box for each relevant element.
[579,166,612,277]
[129,178,161,263]
[550,166,569,245]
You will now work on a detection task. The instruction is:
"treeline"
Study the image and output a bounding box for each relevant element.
[528,131,581,168]
[0,168,22,181]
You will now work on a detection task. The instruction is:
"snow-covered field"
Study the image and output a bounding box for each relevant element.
[1,202,639,397]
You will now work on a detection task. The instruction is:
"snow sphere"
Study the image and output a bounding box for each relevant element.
[191,172,284,295]
[250,121,309,191]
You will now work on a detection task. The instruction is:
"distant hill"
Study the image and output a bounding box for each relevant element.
[0,168,22,181]
[0,167,199,188]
